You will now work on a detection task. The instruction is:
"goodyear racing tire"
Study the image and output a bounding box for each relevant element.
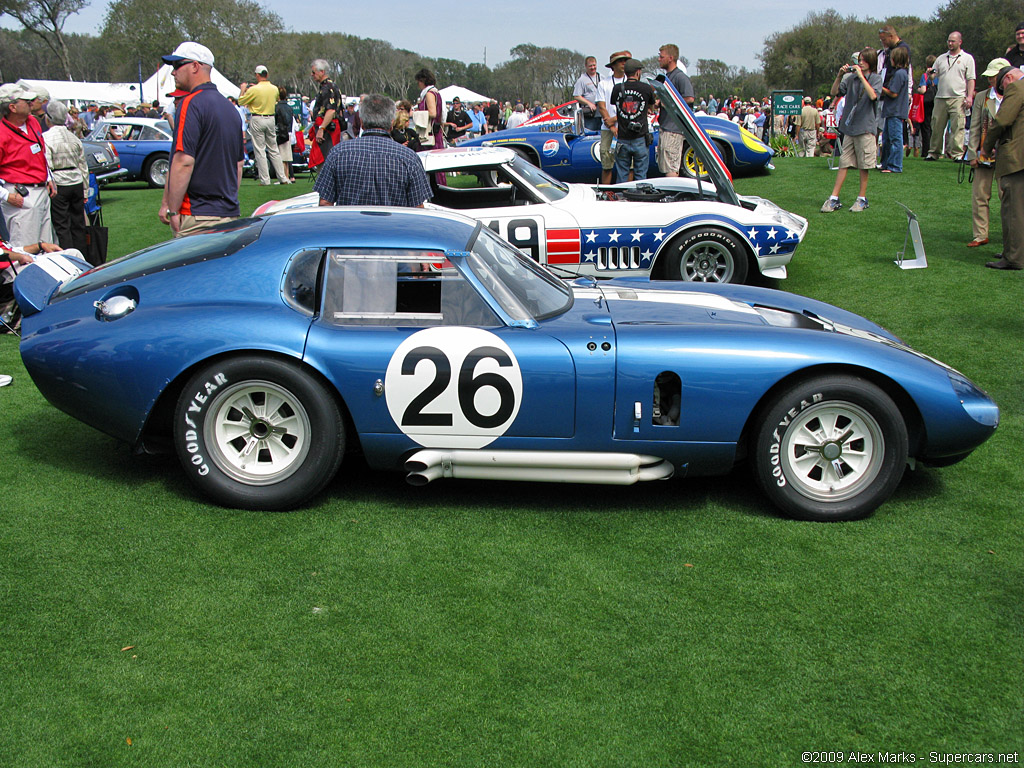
[144,153,170,188]
[753,376,908,521]
[665,227,749,284]
[173,357,345,510]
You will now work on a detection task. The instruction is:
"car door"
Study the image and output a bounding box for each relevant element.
[107,123,143,176]
[301,248,579,464]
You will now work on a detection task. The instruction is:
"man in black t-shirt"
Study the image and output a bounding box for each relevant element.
[610,59,655,182]
[444,98,473,143]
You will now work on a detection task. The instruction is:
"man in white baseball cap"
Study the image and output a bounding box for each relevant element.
[161,41,215,68]
[157,42,245,237]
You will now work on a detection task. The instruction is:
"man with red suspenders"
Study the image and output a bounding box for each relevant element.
[157,42,245,237]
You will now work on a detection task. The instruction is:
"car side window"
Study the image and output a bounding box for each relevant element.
[321,249,500,328]
[139,126,164,140]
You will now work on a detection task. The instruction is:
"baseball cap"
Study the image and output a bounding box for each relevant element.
[162,41,215,67]
[623,58,643,76]
[982,57,1012,77]
[9,83,39,101]
[255,65,268,76]
[16,79,45,101]
[166,88,190,98]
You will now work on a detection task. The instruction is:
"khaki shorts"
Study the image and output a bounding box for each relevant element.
[176,215,238,238]
[657,130,685,174]
[600,129,616,169]
[839,133,877,170]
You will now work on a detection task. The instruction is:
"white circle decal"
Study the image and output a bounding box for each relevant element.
[385,327,523,449]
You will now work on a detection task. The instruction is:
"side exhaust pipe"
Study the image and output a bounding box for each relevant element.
[404,450,674,486]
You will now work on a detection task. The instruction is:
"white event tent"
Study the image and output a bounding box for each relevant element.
[142,65,240,102]
[21,79,144,106]
[22,66,240,108]
[438,85,492,104]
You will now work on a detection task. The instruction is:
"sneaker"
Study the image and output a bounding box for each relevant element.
[0,374,12,388]
[850,198,869,212]
[820,198,842,213]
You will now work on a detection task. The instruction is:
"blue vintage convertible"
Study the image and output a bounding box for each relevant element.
[14,208,998,521]
[459,101,774,183]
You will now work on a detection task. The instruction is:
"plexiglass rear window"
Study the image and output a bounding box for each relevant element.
[53,218,265,301]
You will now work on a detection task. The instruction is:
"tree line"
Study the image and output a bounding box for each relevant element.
[761,1,1024,100]
[3,0,1020,105]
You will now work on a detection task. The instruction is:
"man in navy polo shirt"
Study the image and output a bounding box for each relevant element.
[157,42,245,237]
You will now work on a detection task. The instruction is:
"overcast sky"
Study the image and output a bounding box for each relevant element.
[51,0,945,72]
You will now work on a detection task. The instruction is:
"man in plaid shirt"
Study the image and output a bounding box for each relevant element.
[314,93,431,208]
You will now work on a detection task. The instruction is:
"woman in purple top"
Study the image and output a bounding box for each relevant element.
[414,68,444,150]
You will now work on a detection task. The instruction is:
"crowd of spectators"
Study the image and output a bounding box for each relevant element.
[4,25,1024,385]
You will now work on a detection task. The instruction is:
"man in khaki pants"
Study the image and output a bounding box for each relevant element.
[926,32,976,160]
[797,97,821,157]
[238,66,291,186]
[982,67,1024,270]
[966,58,1010,248]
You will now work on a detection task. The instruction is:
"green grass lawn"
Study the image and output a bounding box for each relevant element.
[1,161,1021,767]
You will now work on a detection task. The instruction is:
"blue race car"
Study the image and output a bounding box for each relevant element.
[460,101,773,183]
[87,117,173,188]
[14,209,998,521]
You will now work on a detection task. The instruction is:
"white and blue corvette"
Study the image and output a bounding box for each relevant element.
[258,76,805,285]
[257,146,806,285]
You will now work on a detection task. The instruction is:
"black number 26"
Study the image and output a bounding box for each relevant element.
[401,345,516,428]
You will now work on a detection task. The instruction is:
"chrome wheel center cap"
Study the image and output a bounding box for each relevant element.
[821,442,842,461]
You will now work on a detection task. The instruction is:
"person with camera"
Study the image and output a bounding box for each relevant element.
[925,32,976,161]
[573,57,603,133]
[821,49,882,213]
[0,83,56,248]
[611,59,655,183]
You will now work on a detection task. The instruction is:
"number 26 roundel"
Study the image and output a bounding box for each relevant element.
[385,328,524,449]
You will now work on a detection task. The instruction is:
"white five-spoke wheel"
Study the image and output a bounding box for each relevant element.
[174,357,345,510]
[777,400,885,503]
[754,376,908,521]
[206,380,312,485]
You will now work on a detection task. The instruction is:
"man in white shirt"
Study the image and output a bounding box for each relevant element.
[926,31,976,160]
[595,50,630,184]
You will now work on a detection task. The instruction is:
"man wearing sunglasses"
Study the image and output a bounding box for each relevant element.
[157,42,245,237]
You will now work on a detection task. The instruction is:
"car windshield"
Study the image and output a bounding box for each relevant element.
[507,156,570,202]
[465,224,572,321]
[53,218,265,300]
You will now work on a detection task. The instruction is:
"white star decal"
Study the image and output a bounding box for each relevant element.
[585,231,598,243]
[607,230,621,242]
[631,229,643,242]
[786,228,800,240]
[583,251,597,262]
[766,227,778,240]
[653,229,666,242]
[641,249,653,263]
[770,244,780,254]
[747,228,758,240]
[752,243,761,256]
